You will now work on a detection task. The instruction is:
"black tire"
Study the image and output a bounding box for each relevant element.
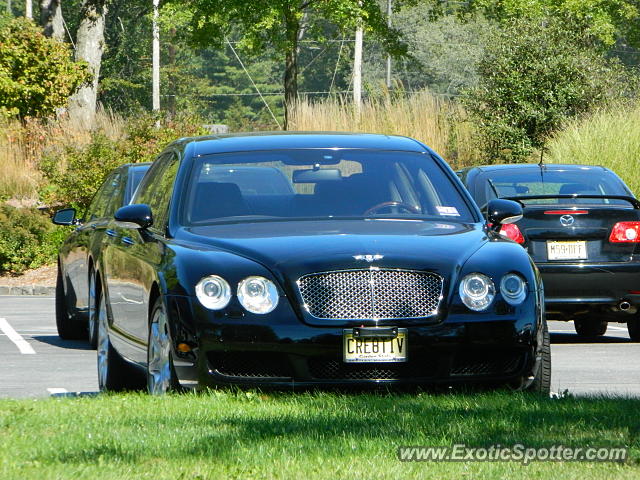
[628,317,640,342]
[574,318,608,337]
[55,262,85,340]
[526,320,551,395]
[146,297,181,395]
[87,270,98,349]
[96,289,145,392]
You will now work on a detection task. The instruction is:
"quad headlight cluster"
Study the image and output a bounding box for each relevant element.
[459,272,527,311]
[195,275,279,314]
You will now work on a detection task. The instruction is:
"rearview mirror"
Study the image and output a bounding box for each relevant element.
[52,208,76,226]
[486,199,523,230]
[114,204,153,229]
[292,168,341,183]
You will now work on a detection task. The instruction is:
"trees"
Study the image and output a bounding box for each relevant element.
[463,17,633,163]
[171,0,405,127]
[0,17,89,117]
[40,0,65,40]
[67,0,109,125]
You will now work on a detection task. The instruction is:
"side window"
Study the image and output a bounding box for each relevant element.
[85,172,121,221]
[134,152,180,234]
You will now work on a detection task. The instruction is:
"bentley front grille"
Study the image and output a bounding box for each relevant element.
[297,268,443,320]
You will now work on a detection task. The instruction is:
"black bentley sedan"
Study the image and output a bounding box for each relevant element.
[53,162,151,347]
[459,163,640,340]
[92,133,548,394]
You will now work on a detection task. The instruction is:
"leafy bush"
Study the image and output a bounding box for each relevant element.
[463,17,634,163]
[40,112,207,212]
[0,17,90,118]
[0,205,63,274]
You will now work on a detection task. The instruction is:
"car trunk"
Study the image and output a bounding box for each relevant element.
[517,204,640,263]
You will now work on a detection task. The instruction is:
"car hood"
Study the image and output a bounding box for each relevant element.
[180,219,487,279]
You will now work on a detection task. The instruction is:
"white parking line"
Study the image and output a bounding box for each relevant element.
[47,388,68,395]
[0,317,36,354]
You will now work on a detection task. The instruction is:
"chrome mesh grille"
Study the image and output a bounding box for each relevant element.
[297,269,443,320]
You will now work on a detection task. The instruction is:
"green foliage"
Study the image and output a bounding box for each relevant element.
[40,133,122,211]
[462,17,633,163]
[0,205,62,274]
[0,17,90,118]
[39,113,207,212]
[546,101,640,195]
[455,0,640,48]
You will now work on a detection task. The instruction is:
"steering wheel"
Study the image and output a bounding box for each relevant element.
[364,201,421,216]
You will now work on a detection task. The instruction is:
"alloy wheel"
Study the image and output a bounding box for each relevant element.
[147,305,172,395]
[96,292,109,391]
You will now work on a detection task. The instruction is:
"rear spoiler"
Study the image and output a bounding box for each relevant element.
[501,194,640,210]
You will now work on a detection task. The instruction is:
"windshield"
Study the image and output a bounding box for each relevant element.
[479,168,630,207]
[181,149,475,224]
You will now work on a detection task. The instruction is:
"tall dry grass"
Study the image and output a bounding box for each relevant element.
[0,108,125,200]
[289,91,479,168]
[545,103,640,195]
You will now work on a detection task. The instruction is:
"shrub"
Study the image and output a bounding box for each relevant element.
[0,205,63,274]
[39,112,208,212]
[463,16,634,163]
[0,17,90,118]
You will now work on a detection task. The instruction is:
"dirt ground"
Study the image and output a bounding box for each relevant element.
[0,264,57,287]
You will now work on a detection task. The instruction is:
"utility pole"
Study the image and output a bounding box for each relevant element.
[353,22,363,112]
[152,0,160,113]
[25,0,32,18]
[386,0,392,89]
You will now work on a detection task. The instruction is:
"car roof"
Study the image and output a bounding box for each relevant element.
[173,132,428,156]
[461,163,611,174]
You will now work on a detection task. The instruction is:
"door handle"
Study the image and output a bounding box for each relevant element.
[106,229,119,238]
[121,237,135,246]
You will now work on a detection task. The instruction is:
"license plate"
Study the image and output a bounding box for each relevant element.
[547,241,587,260]
[343,329,407,363]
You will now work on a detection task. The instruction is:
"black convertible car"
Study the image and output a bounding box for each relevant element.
[53,162,151,346]
[71,133,548,394]
[459,163,640,340]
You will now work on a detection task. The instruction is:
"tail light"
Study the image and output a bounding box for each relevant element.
[609,222,640,243]
[499,223,525,244]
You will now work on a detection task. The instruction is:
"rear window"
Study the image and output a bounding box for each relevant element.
[478,168,631,207]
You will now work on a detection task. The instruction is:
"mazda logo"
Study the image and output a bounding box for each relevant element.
[560,215,575,227]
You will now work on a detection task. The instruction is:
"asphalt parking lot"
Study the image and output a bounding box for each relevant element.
[0,295,639,398]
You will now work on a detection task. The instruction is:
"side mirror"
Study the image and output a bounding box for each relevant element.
[486,199,523,231]
[114,204,153,229]
[52,208,77,226]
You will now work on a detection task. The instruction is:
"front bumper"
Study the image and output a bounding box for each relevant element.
[180,317,538,388]
[538,262,640,309]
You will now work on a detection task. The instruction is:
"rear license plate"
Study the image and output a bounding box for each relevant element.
[343,329,407,363]
[547,241,587,260]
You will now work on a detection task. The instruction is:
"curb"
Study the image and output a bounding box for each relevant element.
[0,285,56,296]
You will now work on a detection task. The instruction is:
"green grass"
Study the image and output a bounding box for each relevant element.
[546,103,640,195]
[0,391,638,479]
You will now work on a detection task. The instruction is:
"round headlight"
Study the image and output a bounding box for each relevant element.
[500,273,527,305]
[195,275,231,310]
[238,276,279,314]
[459,273,495,311]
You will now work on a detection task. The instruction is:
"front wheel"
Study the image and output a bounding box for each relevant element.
[97,289,144,392]
[147,297,180,395]
[87,270,98,348]
[525,321,551,395]
[574,318,607,337]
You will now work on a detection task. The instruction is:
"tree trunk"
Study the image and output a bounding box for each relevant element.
[283,11,300,130]
[40,0,65,41]
[67,0,108,126]
[25,0,32,18]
